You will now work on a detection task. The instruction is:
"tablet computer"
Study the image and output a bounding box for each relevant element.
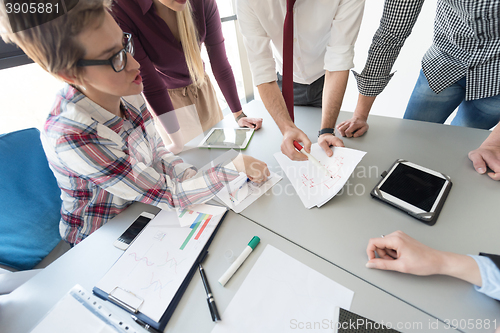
[198,128,254,149]
[370,159,452,226]
[333,307,401,333]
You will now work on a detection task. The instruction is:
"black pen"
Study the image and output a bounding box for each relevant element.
[198,263,221,322]
[131,315,162,333]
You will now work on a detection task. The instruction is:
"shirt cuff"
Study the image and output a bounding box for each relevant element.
[251,59,278,87]
[324,45,354,72]
[352,70,395,97]
[469,255,500,301]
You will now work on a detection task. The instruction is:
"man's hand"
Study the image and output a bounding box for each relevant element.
[237,116,263,130]
[366,231,482,286]
[468,144,500,180]
[366,231,444,276]
[282,127,312,161]
[337,115,369,138]
[317,133,344,157]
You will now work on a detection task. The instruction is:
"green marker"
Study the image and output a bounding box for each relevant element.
[218,236,260,286]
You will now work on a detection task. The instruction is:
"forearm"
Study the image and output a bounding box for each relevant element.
[320,70,348,129]
[438,251,482,286]
[354,94,376,121]
[257,81,295,133]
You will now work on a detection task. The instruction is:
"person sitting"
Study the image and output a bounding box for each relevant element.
[0,0,269,246]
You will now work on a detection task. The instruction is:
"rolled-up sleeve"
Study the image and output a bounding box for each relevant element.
[469,255,500,301]
[236,0,277,86]
[352,0,424,96]
[324,0,365,72]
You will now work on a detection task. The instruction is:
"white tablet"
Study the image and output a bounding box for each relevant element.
[370,160,452,225]
[198,128,255,149]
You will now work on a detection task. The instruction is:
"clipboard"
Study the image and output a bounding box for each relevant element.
[93,205,228,331]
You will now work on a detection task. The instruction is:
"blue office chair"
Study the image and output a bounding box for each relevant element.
[0,128,69,294]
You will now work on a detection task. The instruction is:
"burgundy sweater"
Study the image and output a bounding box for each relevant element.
[112,0,242,116]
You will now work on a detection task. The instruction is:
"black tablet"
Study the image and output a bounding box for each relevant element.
[371,160,452,226]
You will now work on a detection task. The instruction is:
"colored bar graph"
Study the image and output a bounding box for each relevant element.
[180,220,201,250]
[195,216,212,240]
[179,212,215,250]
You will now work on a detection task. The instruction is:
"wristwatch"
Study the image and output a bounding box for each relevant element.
[318,128,335,137]
[235,112,247,123]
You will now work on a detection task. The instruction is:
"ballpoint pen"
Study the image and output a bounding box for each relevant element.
[131,315,162,333]
[199,263,221,322]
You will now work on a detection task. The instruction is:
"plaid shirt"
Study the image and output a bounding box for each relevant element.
[354,0,500,101]
[41,85,238,245]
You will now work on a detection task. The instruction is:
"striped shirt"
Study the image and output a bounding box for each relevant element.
[354,0,500,101]
[41,85,238,245]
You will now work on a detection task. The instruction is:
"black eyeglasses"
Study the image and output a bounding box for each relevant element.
[76,33,134,73]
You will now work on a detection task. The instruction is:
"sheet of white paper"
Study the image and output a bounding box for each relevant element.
[95,205,226,322]
[274,145,366,208]
[212,245,353,333]
[216,172,282,213]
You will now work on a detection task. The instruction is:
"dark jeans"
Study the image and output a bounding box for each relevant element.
[276,72,324,108]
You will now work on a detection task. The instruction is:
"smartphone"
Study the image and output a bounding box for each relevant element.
[113,212,156,250]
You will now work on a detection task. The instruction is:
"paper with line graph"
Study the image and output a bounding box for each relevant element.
[274,144,366,209]
[94,204,226,322]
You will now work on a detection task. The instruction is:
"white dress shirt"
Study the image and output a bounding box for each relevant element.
[236,0,365,86]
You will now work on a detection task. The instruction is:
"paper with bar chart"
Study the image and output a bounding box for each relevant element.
[94,204,226,322]
[274,144,366,209]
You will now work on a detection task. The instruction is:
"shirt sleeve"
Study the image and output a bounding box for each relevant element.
[352,0,424,96]
[54,131,239,211]
[324,0,365,72]
[203,0,242,113]
[469,255,500,301]
[112,4,176,118]
[236,0,278,87]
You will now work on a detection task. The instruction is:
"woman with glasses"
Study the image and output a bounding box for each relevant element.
[0,0,269,245]
[112,0,263,154]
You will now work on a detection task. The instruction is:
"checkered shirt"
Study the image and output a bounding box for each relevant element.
[41,84,238,245]
[354,0,500,101]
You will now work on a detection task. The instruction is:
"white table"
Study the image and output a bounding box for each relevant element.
[0,203,454,333]
[180,101,500,332]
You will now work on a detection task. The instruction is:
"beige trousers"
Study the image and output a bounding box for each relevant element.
[154,74,224,145]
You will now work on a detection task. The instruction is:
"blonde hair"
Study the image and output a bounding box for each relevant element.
[176,0,205,87]
[0,0,111,79]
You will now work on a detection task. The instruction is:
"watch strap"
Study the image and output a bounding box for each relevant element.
[318,128,335,137]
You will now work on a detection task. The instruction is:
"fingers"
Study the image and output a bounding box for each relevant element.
[468,150,487,174]
[336,121,348,137]
[488,171,500,180]
[253,118,263,130]
[366,258,401,272]
[282,129,311,160]
[282,140,308,161]
[301,134,312,154]
[241,117,263,130]
[366,236,398,259]
[318,138,334,157]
